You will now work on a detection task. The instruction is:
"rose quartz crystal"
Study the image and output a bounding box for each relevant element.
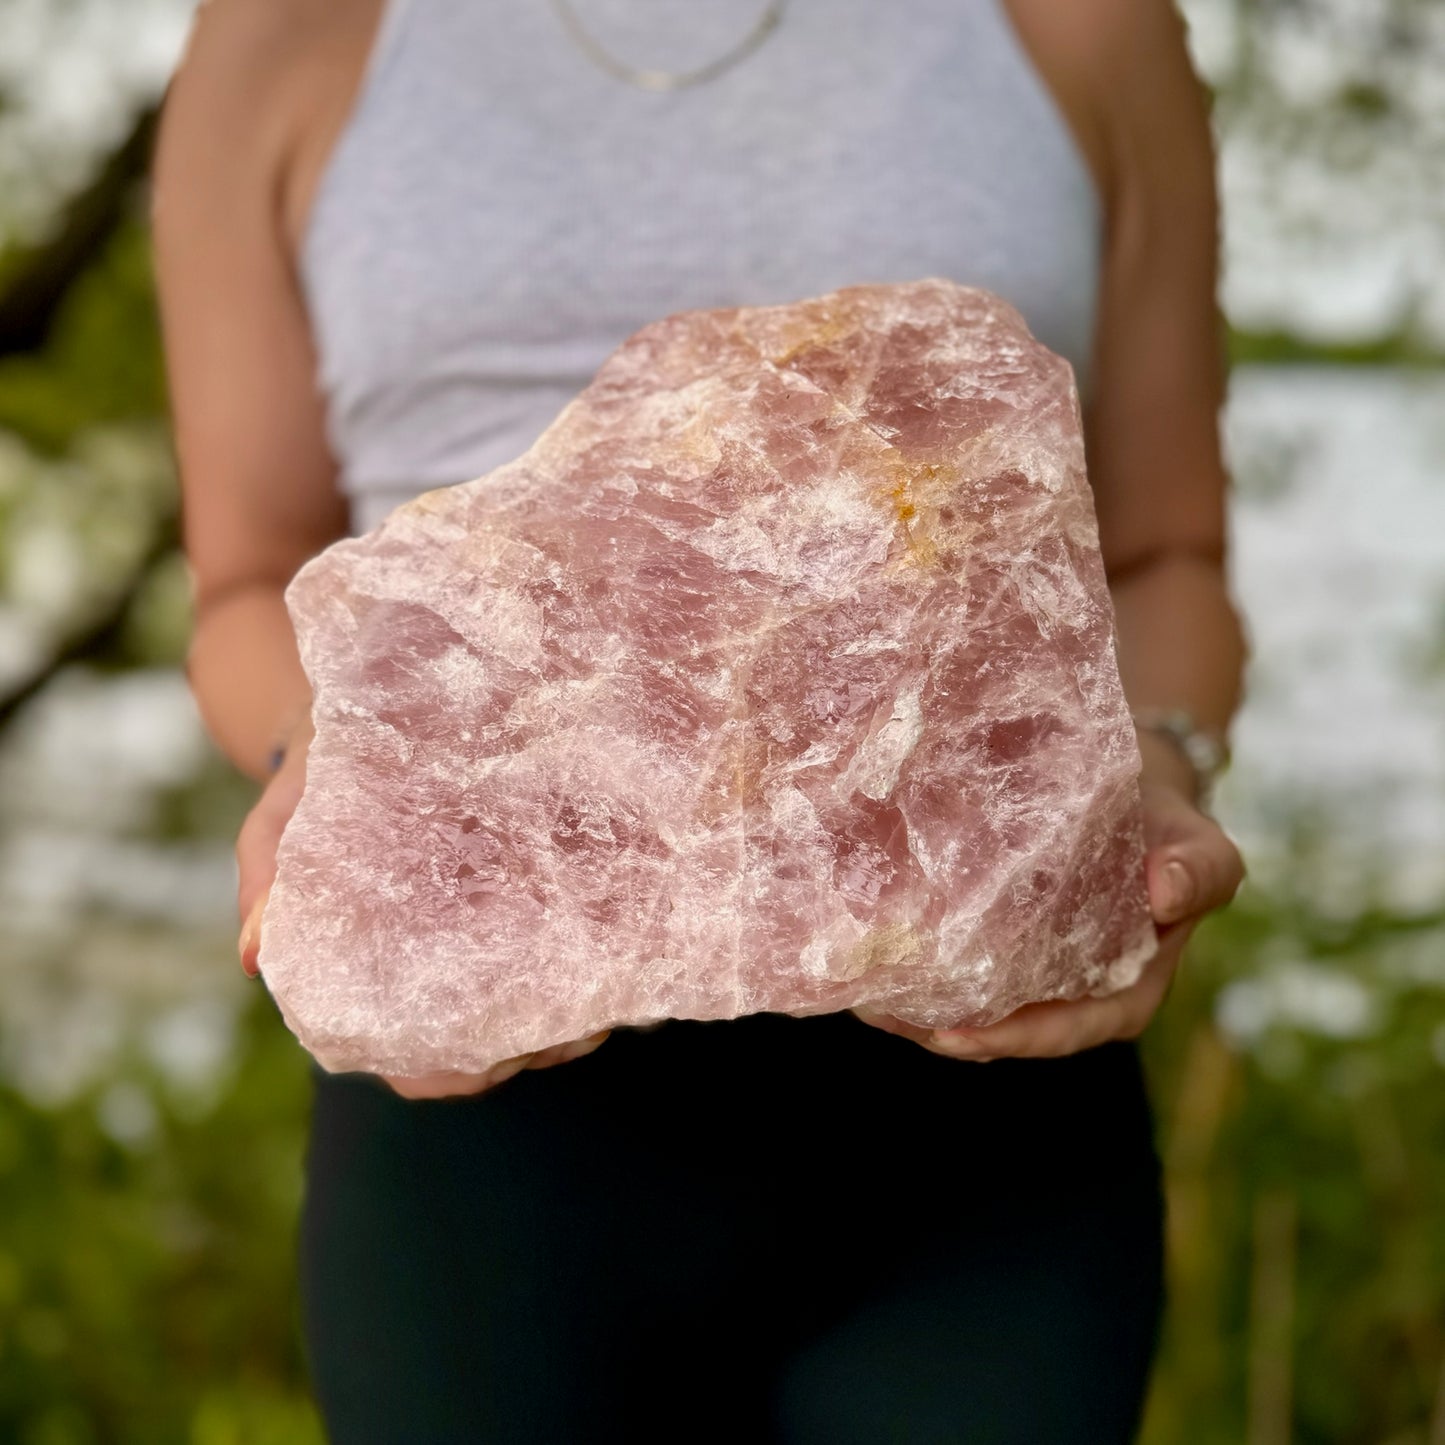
[260,278,1156,1077]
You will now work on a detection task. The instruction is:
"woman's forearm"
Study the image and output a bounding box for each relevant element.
[1108,550,1249,799]
[187,582,312,781]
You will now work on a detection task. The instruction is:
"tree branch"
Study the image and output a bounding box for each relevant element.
[0,103,159,358]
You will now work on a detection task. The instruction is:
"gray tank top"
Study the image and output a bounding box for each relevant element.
[299,0,1102,536]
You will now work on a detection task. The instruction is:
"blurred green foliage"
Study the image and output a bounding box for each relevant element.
[0,220,167,455]
[0,1002,322,1445]
[1140,901,1445,1445]
[1227,327,1444,371]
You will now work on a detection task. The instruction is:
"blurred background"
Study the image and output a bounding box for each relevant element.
[0,1,1441,1441]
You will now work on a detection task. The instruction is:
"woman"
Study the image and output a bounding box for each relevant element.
[152,1,1246,1439]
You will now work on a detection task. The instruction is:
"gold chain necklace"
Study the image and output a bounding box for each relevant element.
[548,0,787,92]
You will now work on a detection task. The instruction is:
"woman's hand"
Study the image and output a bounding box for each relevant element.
[236,713,611,1099]
[852,771,1244,1062]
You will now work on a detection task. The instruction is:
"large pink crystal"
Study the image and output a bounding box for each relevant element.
[261,278,1156,1077]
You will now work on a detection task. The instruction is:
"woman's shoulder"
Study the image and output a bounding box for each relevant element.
[157,0,385,267]
[1003,0,1210,209]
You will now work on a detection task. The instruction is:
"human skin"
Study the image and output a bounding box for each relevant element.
[152,0,1245,1097]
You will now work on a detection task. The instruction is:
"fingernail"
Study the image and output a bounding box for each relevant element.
[1161,860,1195,919]
[238,924,258,977]
[238,899,265,977]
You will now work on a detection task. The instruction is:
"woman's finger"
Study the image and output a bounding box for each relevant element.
[381,1032,613,1100]
[236,803,285,927]
[236,743,311,925]
[927,994,1124,1060]
[1146,812,1245,926]
[1144,780,1248,924]
[928,921,1193,1060]
[383,1053,537,1100]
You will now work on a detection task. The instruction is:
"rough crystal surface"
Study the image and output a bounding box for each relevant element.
[261,278,1156,1076]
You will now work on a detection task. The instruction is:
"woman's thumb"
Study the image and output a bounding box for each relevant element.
[1149,853,1198,926]
[1147,822,1244,927]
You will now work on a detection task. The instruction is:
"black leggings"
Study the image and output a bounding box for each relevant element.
[298,1010,1164,1443]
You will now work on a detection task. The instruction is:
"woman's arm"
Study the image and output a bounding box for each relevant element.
[1010,0,1248,786]
[1081,0,1248,802]
[152,0,610,1094]
[860,0,1247,1060]
[151,0,349,784]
